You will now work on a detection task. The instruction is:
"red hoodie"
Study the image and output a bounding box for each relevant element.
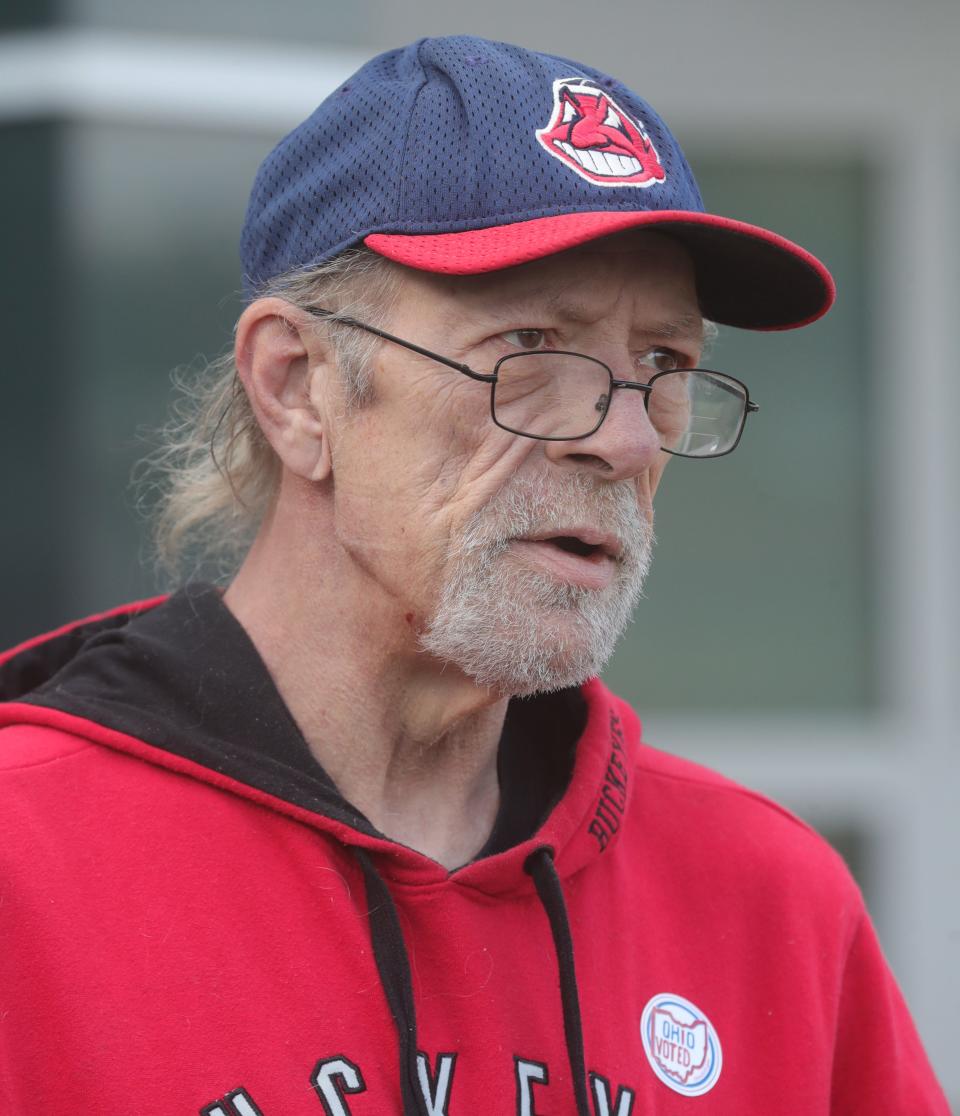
[0,585,948,1114]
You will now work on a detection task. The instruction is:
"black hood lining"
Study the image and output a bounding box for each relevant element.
[8,583,585,861]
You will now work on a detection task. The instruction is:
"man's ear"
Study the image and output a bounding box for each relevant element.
[235,298,334,483]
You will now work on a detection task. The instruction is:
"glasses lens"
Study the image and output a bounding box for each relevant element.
[492,352,611,439]
[649,370,747,457]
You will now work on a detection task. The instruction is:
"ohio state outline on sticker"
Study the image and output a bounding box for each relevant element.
[536,77,667,188]
[640,992,723,1097]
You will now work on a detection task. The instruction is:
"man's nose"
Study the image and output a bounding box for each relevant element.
[541,380,662,481]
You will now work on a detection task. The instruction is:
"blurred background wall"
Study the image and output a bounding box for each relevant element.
[2,0,957,1101]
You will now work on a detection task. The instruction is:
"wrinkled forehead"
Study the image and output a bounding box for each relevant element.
[387,230,702,336]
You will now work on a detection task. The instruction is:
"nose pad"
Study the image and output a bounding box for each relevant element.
[545,382,661,479]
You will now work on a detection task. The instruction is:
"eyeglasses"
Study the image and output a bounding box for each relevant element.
[305,308,759,459]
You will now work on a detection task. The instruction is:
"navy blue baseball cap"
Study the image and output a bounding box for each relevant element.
[241,36,834,330]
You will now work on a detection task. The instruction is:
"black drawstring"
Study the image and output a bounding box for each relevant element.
[354,848,426,1116]
[525,847,592,1116]
[354,844,589,1116]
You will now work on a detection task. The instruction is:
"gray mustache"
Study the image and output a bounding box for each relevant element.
[457,475,652,569]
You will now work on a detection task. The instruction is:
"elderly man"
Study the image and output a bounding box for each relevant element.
[0,35,947,1116]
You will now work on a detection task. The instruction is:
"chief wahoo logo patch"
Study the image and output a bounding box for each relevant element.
[536,77,667,188]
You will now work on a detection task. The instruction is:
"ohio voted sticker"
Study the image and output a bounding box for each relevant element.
[640,992,722,1097]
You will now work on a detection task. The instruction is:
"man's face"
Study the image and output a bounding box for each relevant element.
[317,231,703,694]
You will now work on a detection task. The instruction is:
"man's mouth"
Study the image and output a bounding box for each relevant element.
[509,529,622,589]
[522,527,622,558]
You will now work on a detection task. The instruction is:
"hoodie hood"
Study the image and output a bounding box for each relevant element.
[0,583,639,889]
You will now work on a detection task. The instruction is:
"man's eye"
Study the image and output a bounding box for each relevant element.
[502,329,547,350]
[640,348,684,373]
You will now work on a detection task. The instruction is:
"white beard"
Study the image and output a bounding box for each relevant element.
[419,471,654,696]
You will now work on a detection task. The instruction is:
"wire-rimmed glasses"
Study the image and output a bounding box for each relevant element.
[305,308,759,459]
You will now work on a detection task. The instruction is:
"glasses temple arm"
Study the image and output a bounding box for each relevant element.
[304,307,495,384]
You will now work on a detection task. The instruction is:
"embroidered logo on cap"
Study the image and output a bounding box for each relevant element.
[640,992,722,1096]
[536,77,667,188]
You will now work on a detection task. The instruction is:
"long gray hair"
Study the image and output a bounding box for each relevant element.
[137,249,401,585]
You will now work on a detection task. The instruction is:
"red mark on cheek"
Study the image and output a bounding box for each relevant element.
[405,612,414,625]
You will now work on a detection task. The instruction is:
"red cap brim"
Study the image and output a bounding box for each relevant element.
[366,210,835,331]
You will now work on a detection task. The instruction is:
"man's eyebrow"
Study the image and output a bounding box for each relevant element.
[632,313,706,343]
[481,292,706,342]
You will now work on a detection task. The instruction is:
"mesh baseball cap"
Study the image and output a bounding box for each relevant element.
[241,36,834,330]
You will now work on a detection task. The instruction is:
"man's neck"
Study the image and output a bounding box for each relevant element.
[223,534,509,870]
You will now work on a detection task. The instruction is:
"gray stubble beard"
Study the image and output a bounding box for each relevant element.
[419,471,655,696]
